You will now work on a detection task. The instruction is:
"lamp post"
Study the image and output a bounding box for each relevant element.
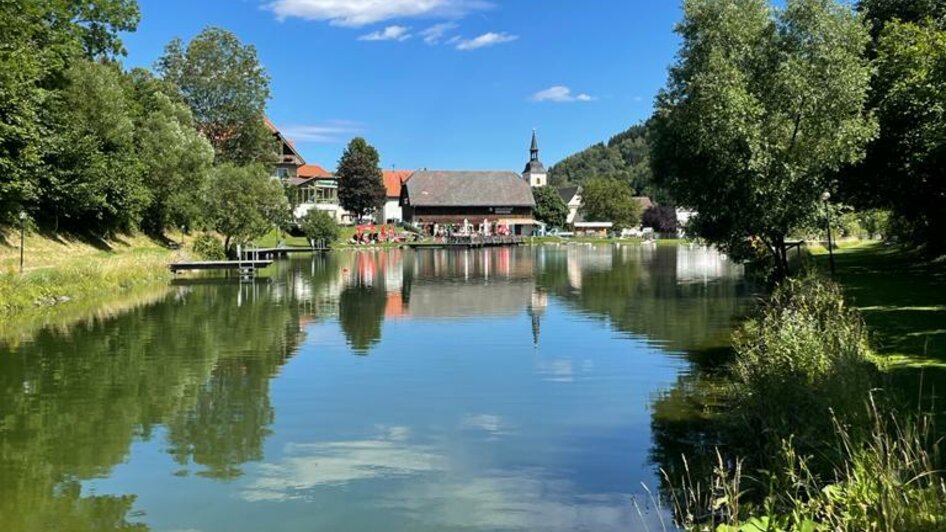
[821,192,836,277]
[18,210,27,274]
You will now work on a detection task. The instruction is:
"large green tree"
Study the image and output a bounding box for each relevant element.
[203,164,290,254]
[580,178,642,231]
[39,60,148,233]
[156,27,276,166]
[336,137,385,221]
[0,0,140,223]
[129,70,215,234]
[841,2,946,252]
[651,0,876,279]
[532,186,568,229]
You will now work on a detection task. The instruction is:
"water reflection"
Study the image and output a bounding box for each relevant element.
[0,244,754,531]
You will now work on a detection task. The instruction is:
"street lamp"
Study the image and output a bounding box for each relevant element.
[821,192,836,277]
[18,210,27,274]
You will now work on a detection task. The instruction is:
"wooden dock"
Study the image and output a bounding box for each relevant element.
[250,246,328,259]
[169,260,273,274]
[407,235,525,249]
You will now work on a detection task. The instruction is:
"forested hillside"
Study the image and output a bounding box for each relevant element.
[548,122,668,202]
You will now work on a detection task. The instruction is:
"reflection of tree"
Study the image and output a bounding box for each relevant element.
[0,261,325,529]
[338,280,388,354]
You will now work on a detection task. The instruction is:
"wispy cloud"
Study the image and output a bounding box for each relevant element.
[280,120,362,143]
[267,0,492,27]
[358,25,412,41]
[420,22,458,44]
[455,32,518,51]
[530,86,595,103]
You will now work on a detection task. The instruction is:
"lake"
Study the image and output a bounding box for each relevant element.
[0,244,756,531]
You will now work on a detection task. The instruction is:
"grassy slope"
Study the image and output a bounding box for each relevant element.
[810,241,946,365]
[0,230,186,329]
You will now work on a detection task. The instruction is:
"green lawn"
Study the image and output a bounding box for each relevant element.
[810,241,946,366]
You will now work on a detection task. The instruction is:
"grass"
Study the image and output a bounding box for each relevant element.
[0,229,185,332]
[808,240,946,365]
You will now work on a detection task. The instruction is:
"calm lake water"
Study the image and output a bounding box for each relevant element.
[0,244,755,531]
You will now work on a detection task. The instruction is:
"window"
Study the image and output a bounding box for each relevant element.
[275,167,290,179]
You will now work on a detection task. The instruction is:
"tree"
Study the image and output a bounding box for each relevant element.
[156,27,276,166]
[298,209,340,247]
[642,206,679,234]
[841,8,946,251]
[532,186,569,229]
[38,60,148,233]
[580,178,642,231]
[650,0,876,279]
[130,69,214,234]
[0,0,140,223]
[203,164,290,254]
[336,138,385,221]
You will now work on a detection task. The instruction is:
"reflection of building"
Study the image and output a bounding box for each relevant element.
[527,290,548,346]
[675,245,743,283]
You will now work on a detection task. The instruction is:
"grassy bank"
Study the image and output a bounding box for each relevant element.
[0,230,182,329]
[808,241,946,365]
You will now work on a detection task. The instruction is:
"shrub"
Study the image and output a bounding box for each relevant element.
[728,275,876,468]
[298,209,339,247]
[642,205,678,234]
[191,233,226,260]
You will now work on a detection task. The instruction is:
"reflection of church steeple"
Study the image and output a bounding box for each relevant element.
[527,290,548,346]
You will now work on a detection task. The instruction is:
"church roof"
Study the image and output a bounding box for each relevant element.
[523,159,546,174]
[404,171,535,207]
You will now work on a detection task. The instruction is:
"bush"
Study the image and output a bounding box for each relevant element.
[298,210,339,247]
[642,205,678,234]
[728,275,876,467]
[191,233,226,260]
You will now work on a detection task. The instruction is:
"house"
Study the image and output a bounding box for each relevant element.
[558,186,582,225]
[378,170,414,224]
[400,171,539,235]
[264,117,305,179]
[264,117,347,222]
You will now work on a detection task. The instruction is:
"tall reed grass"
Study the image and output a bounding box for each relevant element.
[662,275,945,531]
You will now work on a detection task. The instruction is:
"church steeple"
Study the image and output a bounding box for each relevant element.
[523,129,547,187]
[530,129,539,161]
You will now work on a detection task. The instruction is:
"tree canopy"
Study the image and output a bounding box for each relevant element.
[336,138,386,221]
[840,4,946,252]
[157,27,276,166]
[580,178,642,231]
[532,186,569,229]
[203,164,290,254]
[651,0,876,279]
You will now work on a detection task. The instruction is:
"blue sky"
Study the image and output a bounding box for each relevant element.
[123,1,683,171]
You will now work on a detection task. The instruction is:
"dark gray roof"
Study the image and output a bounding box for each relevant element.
[523,159,546,174]
[405,171,535,207]
[558,186,580,203]
[286,176,316,187]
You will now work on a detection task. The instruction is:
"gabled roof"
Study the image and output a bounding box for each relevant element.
[404,171,535,208]
[383,170,414,198]
[298,164,332,178]
[558,186,581,203]
[264,116,306,164]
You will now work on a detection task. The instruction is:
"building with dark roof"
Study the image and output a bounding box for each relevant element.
[401,170,539,234]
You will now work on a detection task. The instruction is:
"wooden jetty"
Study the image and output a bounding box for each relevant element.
[250,246,328,259]
[407,235,525,249]
[169,260,273,275]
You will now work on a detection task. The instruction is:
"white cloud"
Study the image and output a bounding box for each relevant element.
[420,22,458,44]
[358,25,412,41]
[530,86,595,103]
[267,0,491,27]
[455,32,518,50]
[280,120,362,143]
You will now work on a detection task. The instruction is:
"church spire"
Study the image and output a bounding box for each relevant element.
[530,129,539,161]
